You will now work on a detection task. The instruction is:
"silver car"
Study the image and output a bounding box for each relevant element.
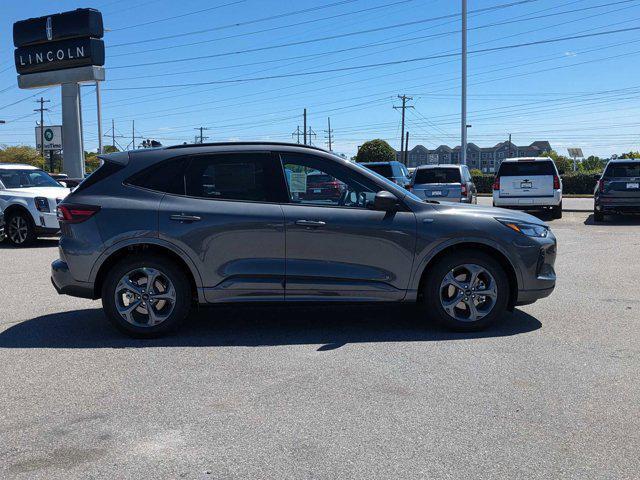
[410,164,477,203]
[52,142,556,337]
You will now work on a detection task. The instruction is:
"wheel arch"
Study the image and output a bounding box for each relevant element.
[92,241,202,302]
[3,203,35,224]
[416,241,520,310]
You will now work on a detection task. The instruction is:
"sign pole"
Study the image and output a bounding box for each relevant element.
[61,83,85,178]
[96,81,103,156]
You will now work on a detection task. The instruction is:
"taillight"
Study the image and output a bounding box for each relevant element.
[492,177,500,190]
[553,175,560,190]
[598,179,605,193]
[461,184,468,196]
[57,204,100,224]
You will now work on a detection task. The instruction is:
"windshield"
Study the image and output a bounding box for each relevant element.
[352,162,423,202]
[414,168,461,184]
[0,169,61,188]
[363,163,393,178]
[604,162,640,178]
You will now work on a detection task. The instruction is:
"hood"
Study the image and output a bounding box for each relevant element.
[3,186,71,198]
[430,201,548,226]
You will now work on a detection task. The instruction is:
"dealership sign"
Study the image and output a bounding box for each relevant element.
[13,9,104,75]
[35,125,63,151]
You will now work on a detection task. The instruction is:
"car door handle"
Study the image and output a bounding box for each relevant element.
[170,214,201,223]
[295,220,326,227]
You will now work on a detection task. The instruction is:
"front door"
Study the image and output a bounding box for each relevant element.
[280,152,416,301]
[157,152,287,302]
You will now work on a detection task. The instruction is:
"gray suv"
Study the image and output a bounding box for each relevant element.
[52,143,556,337]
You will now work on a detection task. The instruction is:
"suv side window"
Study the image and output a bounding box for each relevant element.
[281,153,380,209]
[128,157,187,195]
[185,153,284,202]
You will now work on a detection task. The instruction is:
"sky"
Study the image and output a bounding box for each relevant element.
[1,0,640,159]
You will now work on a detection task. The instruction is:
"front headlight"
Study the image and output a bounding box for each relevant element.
[35,197,50,213]
[497,218,548,238]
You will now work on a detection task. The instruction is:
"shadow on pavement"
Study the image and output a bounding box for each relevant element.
[583,213,640,226]
[0,238,58,250]
[0,304,541,350]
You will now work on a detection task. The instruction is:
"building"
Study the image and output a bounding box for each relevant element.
[396,141,552,172]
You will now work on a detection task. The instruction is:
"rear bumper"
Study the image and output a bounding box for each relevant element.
[493,191,561,208]
[595,197,640,213]
[51,259,96,299]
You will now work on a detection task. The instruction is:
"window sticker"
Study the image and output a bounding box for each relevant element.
[289,172,307,193]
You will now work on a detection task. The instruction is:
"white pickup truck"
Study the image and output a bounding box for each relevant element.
[492,157,563,219]
[0,164,71,246]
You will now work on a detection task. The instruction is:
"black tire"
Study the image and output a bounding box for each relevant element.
[422,250,510,331]
[101,255,192,338]
[5,210,36,247]
[593,209,604,222]
[552,201,563,219]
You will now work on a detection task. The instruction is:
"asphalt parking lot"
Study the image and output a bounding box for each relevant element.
[1,210,638,479]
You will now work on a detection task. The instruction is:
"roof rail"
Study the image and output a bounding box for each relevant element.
[165,141,329,152]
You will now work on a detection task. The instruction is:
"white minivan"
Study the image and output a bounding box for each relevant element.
[492,157,562,219]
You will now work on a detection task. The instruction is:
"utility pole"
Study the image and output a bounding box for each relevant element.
[393,94,413,165]
[404,131,410,165]
[132,120,135,150]
[324,117,333,151]
[291,126,301,144]
[194,126,210,144]
[508,133,512,158]
[307,126,317,146]
[303,108,307,145]
[34,97,50,160]
[112,119,115,147]
[461,0,468,166]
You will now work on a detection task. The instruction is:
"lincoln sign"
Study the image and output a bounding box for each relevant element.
[13,8,104,75]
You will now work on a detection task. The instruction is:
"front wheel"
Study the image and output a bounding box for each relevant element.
[101,255,192,338]
[5,211,36,247]
[422,250,510,331]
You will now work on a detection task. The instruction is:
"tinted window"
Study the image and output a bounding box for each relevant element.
[364,163,393,178]
[75,161,125,193]
[185,153,283,202]
[0,169,61,188]
[604,162,640,178]
[498,161,556,176]
[282,153,380,208]
[414,168,461,184]
[128,158,187,194]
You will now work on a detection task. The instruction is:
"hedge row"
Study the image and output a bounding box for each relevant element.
[471,172,601,195]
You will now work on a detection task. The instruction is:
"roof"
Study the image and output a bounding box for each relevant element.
[609,158,640,163]
[501,156,552,162]
[0,163,39,170]
[165,141,329,153]
[416,164,460,169]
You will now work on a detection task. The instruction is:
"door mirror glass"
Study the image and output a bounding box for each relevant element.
[373,190,398,211]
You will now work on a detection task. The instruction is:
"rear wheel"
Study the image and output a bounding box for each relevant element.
[594,209,604,222]
[422,250,510,331]
[101,255,192,338]
[552,201,562,219]
[5,211,36,247]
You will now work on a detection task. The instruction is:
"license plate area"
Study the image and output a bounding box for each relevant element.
[313,188,322,193]
[520,181,533,189]
[627,182,639,189]
[431,190,443,196]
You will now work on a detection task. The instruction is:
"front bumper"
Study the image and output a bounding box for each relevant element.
[512,229,557,306]
[51,259,95,299]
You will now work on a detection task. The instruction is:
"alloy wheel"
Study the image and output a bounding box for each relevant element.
[114,267,177,327]
[8,216,29,245]
[439,263,498,322]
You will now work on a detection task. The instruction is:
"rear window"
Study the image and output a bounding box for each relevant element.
[604,162,640,178]
[414,168,461,184]
[74,162,125,193]
[364,164,393,177]
[498,161,556,176]
[308,174,334,183]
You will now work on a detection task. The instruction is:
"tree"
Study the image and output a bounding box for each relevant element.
[355,139,396,163]
[103,145,120,154]
[0,145,44,168]
[581,155,605,172]
[619,151,640,159]
[469,168,483,176]
[540,150,572,174]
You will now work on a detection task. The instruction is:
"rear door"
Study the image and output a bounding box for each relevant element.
[497,160,556,198]
[412,167,462,202]
[601,162,640,199]
[155,152,288,303]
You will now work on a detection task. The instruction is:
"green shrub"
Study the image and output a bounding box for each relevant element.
[472,174,494,194]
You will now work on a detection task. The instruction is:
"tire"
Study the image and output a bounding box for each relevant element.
[101,255,192,338]
[552,201,563,219]
[422,250,510,331]
[594,210,604,222]
[5,210,36,247]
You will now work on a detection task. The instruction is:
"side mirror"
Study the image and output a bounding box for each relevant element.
[374,190,398,211]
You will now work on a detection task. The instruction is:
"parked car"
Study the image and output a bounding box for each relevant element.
[0,164,70,246]
[492,157,563,219]
[361,161,411,188]
[299,171,346,202]
[594,159,640,221]
[52,142,557,337]
[409,164,477,203]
